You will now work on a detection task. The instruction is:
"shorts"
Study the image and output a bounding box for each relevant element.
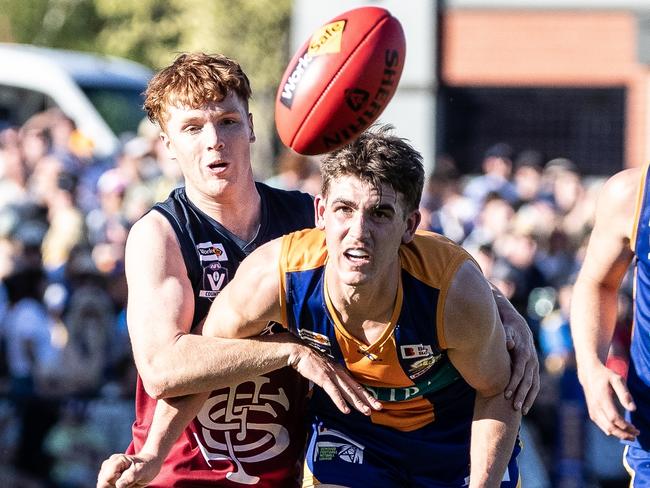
[301,414,521,487]
[624,444,650,486]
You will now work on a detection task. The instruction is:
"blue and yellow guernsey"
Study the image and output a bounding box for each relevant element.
[279,227,477,433]
[629,164,650,449]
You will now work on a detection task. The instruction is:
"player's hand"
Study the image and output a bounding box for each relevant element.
[502,311,540,415]
[580,362,639,441]
[288,344,382,415]
[96,452,162,488]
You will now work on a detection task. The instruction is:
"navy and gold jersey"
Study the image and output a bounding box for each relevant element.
[279,227,476,432]
[279,228,520,487]
[629,164,650,450]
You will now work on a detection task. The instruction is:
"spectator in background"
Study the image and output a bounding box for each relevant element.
[265,147,320,192]
[463,142,518,207]
[43,400,108,488]
[0,128,28,209]
[419,156,475,243]
[41,172,85,279]
[3,263,61,482]
[463,192,515,252]
[512,149,545,207]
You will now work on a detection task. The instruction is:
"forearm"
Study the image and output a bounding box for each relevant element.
[142,333,300,398]
[140,392,211,461]
[570,278,619,377]
[469,391,521,488]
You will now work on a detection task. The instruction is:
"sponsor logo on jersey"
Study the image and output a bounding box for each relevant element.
[366,384,421,402]
[194,376,291,485]
[197,241,228,262]
[400,344,433,359]
[314,425,364,464]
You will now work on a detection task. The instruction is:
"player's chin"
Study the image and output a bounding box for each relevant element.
[339,268,373,287]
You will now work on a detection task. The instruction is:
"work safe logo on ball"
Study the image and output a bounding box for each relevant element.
[275,6,406,155]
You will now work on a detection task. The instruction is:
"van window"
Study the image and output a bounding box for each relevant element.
[0,84,57,128]
[79,85,146,138]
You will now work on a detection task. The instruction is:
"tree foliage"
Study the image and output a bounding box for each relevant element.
[0,0,294,175]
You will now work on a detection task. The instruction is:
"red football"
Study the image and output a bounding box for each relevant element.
[275,6,406,155]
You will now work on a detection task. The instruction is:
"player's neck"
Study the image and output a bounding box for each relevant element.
[326,263,400,341]
[187,180,262,242]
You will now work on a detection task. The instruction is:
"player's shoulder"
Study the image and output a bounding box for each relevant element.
[280,228,327,271]
[443,258,496,350]
[126,209,177,257]
[601,167,643,206]
[400,230,472,287]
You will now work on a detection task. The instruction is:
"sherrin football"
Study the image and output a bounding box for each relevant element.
[275,6,406,155]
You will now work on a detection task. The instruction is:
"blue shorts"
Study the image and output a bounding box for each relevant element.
[625,445,650,486]
[302,414,521,488]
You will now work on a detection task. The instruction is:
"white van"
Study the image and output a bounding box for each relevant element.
[0,43,153,157]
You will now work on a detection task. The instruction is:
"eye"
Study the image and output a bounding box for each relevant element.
[334,205,353,215]
[220,116,241,127]
[372,208,393,219]
[184,125,202,133]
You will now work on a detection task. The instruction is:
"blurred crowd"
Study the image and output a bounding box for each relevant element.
[0,108,183,487]
[0,109,633,487]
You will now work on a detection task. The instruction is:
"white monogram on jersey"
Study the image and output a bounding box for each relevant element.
[193,376,291,485]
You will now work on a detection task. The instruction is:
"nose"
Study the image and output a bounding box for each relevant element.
[347,211,371,240]
[204,123,224,151]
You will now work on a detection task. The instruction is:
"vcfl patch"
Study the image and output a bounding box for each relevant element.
[200,262,228,300]
[197,241,228,262]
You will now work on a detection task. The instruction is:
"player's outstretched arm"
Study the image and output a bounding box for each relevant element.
[570,168,639,440]
[490,284,539,415]
[126,214,304,398]
[202,238,381,415]
[445,260,521,488]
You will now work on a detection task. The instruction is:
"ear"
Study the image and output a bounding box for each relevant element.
[401,209,421,244]
[248,113,256,143]
[160,132,176,160]
[314,194,326,229]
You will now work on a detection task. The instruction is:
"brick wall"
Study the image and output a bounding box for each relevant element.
[442,10,650,167]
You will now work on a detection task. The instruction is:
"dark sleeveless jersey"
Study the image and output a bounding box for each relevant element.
[127,183,314,487]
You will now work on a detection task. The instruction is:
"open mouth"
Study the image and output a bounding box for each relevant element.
[344,249,370,263]
[207,161,227,172]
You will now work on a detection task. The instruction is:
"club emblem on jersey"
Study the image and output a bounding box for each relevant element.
[197,241,229,262]
[299,329,332,356]
[194,376,291,485]
[408,354,442,380]
[200,262,228,300]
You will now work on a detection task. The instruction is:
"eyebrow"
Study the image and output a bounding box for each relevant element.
[331,198,396,212]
